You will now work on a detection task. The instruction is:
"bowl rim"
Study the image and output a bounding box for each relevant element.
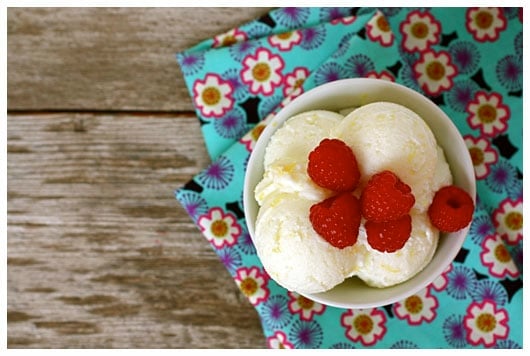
[243,78,476,309]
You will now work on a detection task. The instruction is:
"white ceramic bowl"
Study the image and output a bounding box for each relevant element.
[243,78,476,309]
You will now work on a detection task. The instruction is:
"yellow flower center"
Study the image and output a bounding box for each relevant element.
[377,15,390,32]
[354,314,374,335]
[504,211,523,231]
[277,31,293,40]
[404,295,423,314]
[494,244,511,263]
[240,277,258,296]
[252,63,271,82]
[476,312,497,332]
[412,22,429,38]
[251,124,265,141]
[297,295,315,310]
[475,10,494,29]
[202,87,221,106]
[469,147,484,166]
[222,35,237,47]
[211,220,228,238]
[426,60,445,81]
[294,78,305,89]
[478,104,497,123]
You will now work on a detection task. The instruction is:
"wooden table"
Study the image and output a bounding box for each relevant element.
[7,7,273,348]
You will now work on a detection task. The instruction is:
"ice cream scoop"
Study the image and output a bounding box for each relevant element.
[352,212,439,288]
[333,102,451,213]
[255,192,362,294]
[255,110,343,205]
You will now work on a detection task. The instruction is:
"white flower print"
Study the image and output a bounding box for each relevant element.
[467,91,510,137]
[193,74,234,118]
[239,114,274,152]
[287,292,325,321]
[341,308,386,346]
[283,67,309,96]
[241,48,284,95]
[366,10,394,46]
[267,330,294,349]
[464,135,498,180]
[213,27,247,48]
[197,207,241,248]
[493,198,523,245]
[365,70,395,82]
[234,266,269,305]
[464,300,509,347]
[400,10,441,52]
[268,30,302,51]
[394,287,438,325]
[480,234,519,278]
[414,49,457,96]
[466,7,507,42]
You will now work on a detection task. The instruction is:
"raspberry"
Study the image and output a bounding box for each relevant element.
[307,138,360,192]
[309,192,361,249]
[365,215,412,253]
[361,170,415,223]
[428,185,475,232]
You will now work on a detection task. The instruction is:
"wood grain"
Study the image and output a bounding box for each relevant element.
[7,7,272,111]
[7,113,266,348]
[8,7,275,348]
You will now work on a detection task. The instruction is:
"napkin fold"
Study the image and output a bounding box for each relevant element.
[175,7,523,348]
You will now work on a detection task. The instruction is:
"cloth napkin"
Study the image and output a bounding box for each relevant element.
[175,7,522,348]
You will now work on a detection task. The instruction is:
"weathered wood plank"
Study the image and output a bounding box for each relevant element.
[7,113,266,348]
[7,7,272,111]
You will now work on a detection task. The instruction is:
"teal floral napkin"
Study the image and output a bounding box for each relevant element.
[175,7,522,348]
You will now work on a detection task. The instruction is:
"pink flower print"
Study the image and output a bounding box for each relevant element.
[197,207,241,249]
[414,49,457,96]
[213,27,247,48]
[241,48,285,95]
[430,263,452,291]
[365,70,395,82]
[267,330,294,349]
[234,266,270,306]
[193,74,234,118]
[394,287,438,325]
[464,300,509,347]
[464,135,498,180]
[400,10,441,52]
[467,91,510,137]
[287,292,326,321]
[278,87,303,108]
[239,113,277,152]
[493,198,523,245]
[331,15,357,25]
[366,10,394,47]
[283,67,309,96]
[466,7,507,42]
[268,30,302,51]
[239,121,268,153]
[481,234,519,278]
[341,308,387,346]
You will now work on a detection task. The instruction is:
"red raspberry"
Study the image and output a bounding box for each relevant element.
[365,215,412,253]
[309,192,361,249]
[361,170,415,223]
[307,138,360,192]
[428,185,475,232]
